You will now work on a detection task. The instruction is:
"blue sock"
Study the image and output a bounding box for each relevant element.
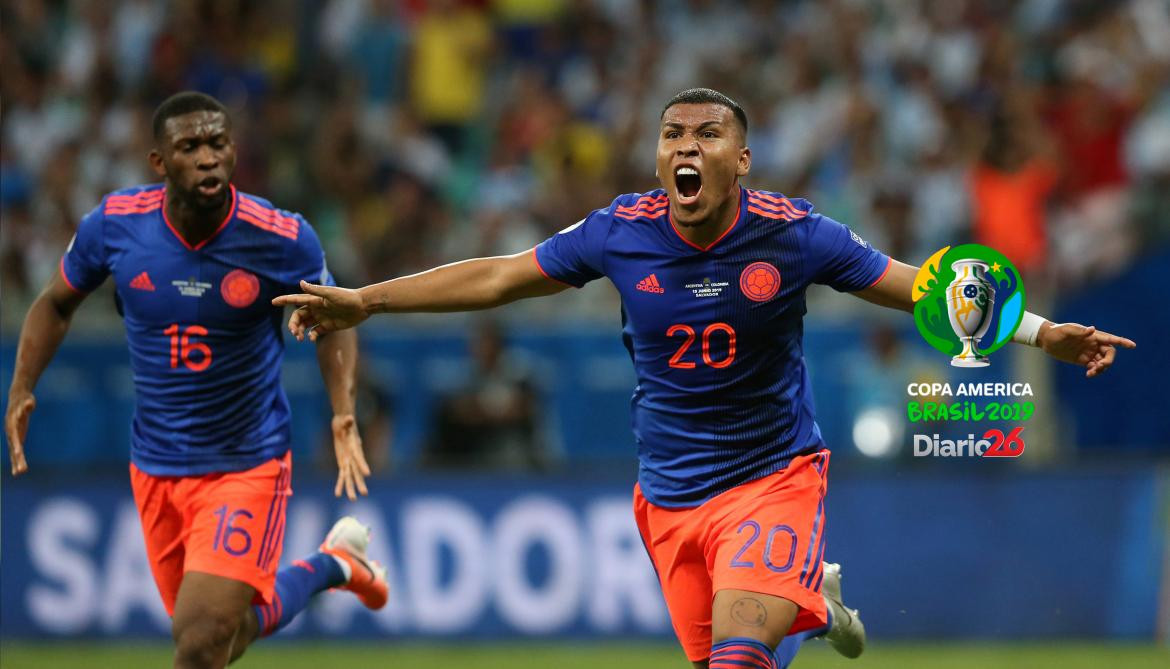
[253,552,346,637]
[772,609,832,669]
[710,637,776,668]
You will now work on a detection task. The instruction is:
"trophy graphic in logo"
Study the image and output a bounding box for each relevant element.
[946,259,995,367]
[912,244,1025,368]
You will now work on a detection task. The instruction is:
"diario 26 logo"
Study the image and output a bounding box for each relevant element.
[911,244,1025,367]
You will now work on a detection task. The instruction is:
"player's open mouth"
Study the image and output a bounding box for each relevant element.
[675,166,702,205]
[197,177,224,197]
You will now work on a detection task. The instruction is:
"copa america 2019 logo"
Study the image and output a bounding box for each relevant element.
[911,244,1025,367]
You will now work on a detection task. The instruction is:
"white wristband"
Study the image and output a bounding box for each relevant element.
[1012,310,1046,347]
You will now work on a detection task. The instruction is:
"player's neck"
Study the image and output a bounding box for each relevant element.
[672,185,741,249]
[165,188,232,247]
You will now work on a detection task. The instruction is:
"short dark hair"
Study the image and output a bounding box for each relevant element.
[152,92,229,141]
[661,88,748,138]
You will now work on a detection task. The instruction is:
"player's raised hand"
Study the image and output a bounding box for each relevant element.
[272,281,369,342]
[331,413,370,501]
[1037,322,1136,378]
[5,390,36,476]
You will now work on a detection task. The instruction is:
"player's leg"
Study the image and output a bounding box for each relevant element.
[248,516,388,641]
[708,589,798,668]
[632,484,717,668]
[130,463,187,617]
[706,451,834,668]
[171,571,257,668]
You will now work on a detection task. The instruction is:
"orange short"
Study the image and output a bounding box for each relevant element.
[633,450,830,662]
[130,452,292,616]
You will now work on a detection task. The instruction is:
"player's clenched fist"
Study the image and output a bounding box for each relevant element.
[5,390,36,476]
[273,280,369,341]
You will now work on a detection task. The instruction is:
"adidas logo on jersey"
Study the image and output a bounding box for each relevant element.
[636,274,665,294]
[130,271,156,291]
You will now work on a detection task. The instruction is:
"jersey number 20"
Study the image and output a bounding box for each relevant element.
[667,322,736,369]
[164,324,212,372]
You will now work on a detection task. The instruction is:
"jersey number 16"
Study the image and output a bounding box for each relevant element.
[164,324,212,372]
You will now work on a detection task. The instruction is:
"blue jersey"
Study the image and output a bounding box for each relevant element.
[535,187,891,508]
[61,184,335,476]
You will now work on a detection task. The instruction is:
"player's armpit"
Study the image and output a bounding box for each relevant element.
[852,259,917,312]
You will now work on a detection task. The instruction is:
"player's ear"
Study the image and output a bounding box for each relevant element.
[737,146,751,177]
[148,148,166,178]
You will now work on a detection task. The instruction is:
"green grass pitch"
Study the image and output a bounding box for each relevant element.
[1,642,1167,669]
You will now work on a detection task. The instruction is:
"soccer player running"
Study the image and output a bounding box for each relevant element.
[5,92,389,669]
[274,88,1136,668]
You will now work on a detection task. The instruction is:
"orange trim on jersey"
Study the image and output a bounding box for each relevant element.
[236,203,299,233]
[106,204,163,215]
[614,209,668,221]
[161,185,238,251]
[746,196,806,221]
[615,195,668,213]
[747,204,802,220]
[615,197,669,220]
[237,212,299,240]
[107,191,163,200]
[107,190,164,203]
[867,256,894,288]
[58,257,84,294]
[105,190,164,215]
[747,190,809,216]
[237,198,300,234]
[668,188,742,252]
[530,247,575,288]
[616,201,669,215]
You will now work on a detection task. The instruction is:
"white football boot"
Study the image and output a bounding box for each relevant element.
[820,561,865,658]
[319,516,389,610]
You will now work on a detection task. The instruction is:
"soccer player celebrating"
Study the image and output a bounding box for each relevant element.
[274,88,1135,668]
[5,92,389,669]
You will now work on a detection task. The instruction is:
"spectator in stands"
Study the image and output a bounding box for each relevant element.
[423,320,551,471]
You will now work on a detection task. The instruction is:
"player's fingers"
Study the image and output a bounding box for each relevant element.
[334,470,345,498]
[272,293,316,307]
[288,308,318,340]
[344,465,357,501]
[1095,331,1136,349]
[356,446,371,477]
[1099,345,1117,368]
[299,281,337,299]
[7,433,25,476]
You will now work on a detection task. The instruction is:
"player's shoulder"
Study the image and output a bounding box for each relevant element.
[99,183,166,218]
[608,189,669,223]
[743,187,814,223]
[233,188,308,243]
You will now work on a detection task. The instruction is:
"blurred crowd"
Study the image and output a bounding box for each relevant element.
[2,0,1169,330]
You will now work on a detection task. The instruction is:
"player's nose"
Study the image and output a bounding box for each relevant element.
[194,145,219,168]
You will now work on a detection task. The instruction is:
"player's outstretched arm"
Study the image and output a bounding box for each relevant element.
[853,259,917,312]
[853,259,1136,377]
[273,249,567,341]
[314,328,370,500]
[5,273,89,476]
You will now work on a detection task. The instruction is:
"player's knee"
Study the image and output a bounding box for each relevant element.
[173,612,241,667]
